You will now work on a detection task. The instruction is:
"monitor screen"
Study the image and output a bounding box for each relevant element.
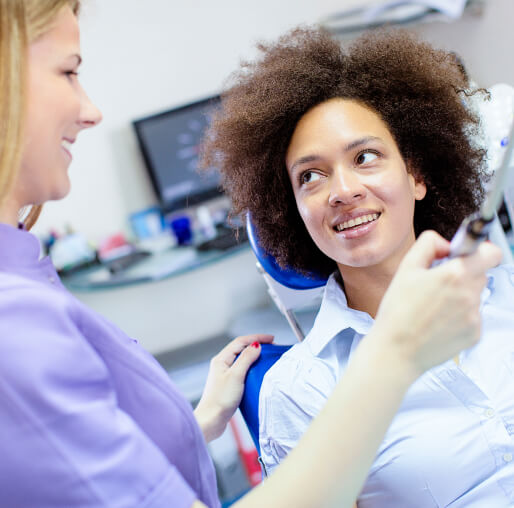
[133,96,221,213]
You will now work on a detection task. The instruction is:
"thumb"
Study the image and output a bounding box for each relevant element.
[231,342,262,382]
[458,240,503,276]
[400,230,451,270]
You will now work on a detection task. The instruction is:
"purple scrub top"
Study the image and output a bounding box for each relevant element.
[0,223,220,508]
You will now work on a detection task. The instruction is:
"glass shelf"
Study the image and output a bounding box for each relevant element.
[63,243,250,291]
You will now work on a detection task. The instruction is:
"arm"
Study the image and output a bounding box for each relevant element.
[191,231,500,508]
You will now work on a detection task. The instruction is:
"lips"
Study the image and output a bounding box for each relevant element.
[329,210,381,241]
[61,138,74,160]
[333,212,381,232]
[334,213,380,232]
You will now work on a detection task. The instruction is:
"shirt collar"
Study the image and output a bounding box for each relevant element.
[305,267,497,358]
[0,222,42,270]
[306,272,374,356]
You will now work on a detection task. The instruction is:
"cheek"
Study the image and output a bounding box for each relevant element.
[295,197,329,250]
[296,195,321,228]
[296,200,311,224]
[380,176,417,211]
[388,191,417,232]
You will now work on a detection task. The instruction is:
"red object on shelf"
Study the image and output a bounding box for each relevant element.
[229,412,262,486]
[98,233,129,258]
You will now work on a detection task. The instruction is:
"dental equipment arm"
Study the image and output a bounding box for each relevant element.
[450,120,514,258]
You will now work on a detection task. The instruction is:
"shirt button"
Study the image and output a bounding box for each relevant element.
[503,453,513,463]
[484,408,495,418]
[48,276,55,284]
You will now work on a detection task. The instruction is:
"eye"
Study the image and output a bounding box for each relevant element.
[299,170,322,185]
[63,70,79,81]
[355,150,379,165]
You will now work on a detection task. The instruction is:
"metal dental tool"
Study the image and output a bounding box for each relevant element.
[449,120,514,258]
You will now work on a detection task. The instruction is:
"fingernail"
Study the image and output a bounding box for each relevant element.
[251,341,260,348]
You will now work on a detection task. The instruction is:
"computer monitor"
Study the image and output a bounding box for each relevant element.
[133,95,222,213]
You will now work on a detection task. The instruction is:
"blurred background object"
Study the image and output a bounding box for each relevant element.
[320,0,483,35]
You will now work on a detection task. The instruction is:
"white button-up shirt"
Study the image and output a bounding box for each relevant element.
[259,265,514,507]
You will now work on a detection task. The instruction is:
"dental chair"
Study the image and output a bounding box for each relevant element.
[238,215,327,455]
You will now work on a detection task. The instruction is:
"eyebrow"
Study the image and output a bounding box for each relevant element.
[344,136,382,152]
[289,136,383,173]
[289,155,321,173]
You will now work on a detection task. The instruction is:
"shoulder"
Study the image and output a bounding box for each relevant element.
[259,341,337,433]
[0,270,75,308]
[0,272,107,395]
[0,272,81,338]
[264,342,336,396]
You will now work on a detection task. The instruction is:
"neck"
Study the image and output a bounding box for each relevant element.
[338,265,396,319]
[0,196,21,227]
[337,237,416,319]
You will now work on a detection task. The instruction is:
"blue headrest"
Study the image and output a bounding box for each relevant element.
[246,214,328,290]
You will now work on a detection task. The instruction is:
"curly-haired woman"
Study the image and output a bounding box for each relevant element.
[201,27,514,507]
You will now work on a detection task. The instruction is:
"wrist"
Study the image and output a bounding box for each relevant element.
[194,403,226,443]
[358,328,422,388]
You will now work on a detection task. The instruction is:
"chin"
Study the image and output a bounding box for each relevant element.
[335,250,390,270]
[59,176,72,196]
[50,184,71,201]
[339,259,380,269]
[55,190,71,201]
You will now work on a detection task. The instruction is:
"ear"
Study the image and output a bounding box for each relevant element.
[414,178,427,201]
[407,161,427,201]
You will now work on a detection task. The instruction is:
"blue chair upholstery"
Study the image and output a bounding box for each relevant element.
[245,214,327,290]
[239,215,328,456]
[239,343,293,454]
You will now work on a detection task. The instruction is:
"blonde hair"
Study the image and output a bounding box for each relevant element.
[0,0,80,229]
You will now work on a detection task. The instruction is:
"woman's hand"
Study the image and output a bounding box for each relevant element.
[371,230,503,381]
[194,334,274,442]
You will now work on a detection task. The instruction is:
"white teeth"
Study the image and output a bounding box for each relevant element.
[61,140,72,151]
[335,213,379,232]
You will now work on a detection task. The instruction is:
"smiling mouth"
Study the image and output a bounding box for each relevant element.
[334,213,380,232]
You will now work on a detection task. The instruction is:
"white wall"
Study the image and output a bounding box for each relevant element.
[32,0,347,240]
[413,0,514,88]
[32,0,514,241]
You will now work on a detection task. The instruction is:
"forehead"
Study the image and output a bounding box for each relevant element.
[30,6,80,59]
[286,98,395,159]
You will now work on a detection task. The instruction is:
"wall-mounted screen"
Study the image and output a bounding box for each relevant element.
[133,95,221,213]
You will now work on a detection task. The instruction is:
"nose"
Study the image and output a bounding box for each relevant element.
[328,166,366,206]
[77,85,102,129]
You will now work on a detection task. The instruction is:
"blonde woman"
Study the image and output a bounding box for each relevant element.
[0,2,501,507]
